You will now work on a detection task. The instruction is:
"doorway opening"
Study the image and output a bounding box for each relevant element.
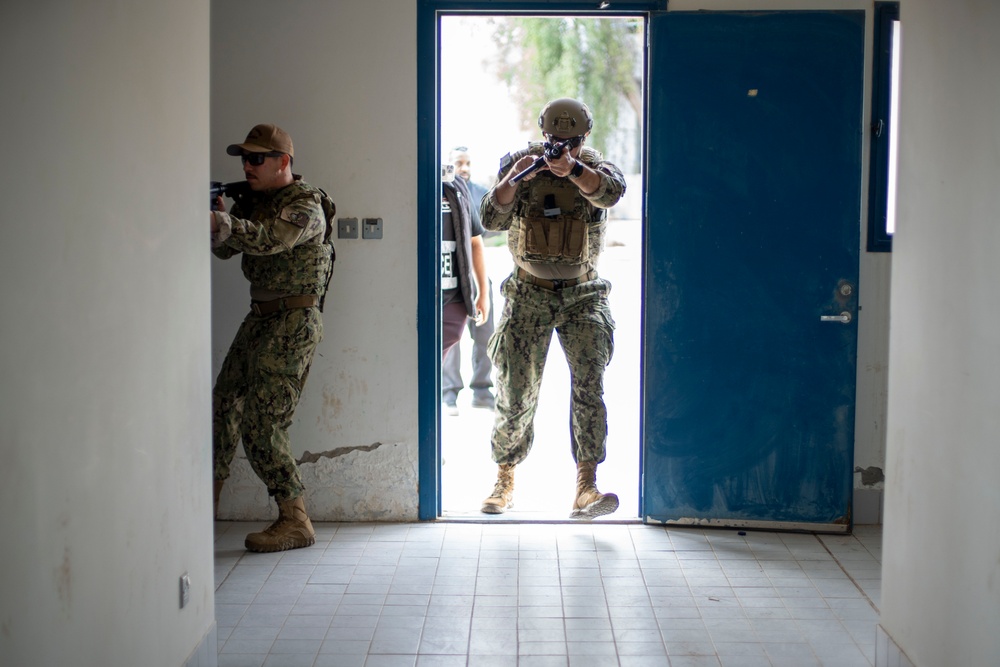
[437,14,645,520]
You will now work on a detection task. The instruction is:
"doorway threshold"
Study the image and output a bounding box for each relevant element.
[438,509,642,524]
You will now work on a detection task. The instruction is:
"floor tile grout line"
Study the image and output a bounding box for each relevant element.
[213,523,881,665]
[601,524,650,662]
[814,533,881,616]
[553,525,574,660]
[700,528,877,667]
[702,528,798,665]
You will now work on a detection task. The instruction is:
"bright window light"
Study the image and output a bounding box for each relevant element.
[886,20,901,235]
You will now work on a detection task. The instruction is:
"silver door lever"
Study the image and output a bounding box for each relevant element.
[820,312,852,324]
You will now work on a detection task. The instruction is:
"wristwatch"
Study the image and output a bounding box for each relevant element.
[570,160,585,178]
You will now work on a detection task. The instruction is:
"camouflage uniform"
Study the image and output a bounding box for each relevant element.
[481,144,626,466]
[211,177,333,501]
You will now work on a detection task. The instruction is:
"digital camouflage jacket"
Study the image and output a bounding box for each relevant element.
[212,177,334,299]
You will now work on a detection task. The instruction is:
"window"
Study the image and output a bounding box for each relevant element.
[868,2,900,252]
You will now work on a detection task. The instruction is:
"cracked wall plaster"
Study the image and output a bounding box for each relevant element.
[217,441,418,521]
[854,465,885,487]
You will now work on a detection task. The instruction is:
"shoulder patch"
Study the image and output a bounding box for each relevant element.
[280,207,311,228]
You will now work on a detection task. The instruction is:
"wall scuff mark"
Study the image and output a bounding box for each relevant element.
[298,442,384,464]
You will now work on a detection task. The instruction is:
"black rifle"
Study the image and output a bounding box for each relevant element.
[510,138,577,184]
[210,180,258,211]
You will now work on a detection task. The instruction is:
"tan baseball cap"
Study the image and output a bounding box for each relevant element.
[226,123,294,157]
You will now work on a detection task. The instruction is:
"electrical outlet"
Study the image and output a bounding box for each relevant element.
[179,573,191,609]
[337,217,358,239]
[362,217,383,240]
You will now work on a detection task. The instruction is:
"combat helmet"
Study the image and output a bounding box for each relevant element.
[537,98,594,138]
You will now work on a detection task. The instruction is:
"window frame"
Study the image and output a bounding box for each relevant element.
[867,1,899,252]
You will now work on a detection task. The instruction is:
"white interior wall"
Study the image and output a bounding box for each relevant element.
[881,1,1000,665]
[210,0,420,520]
[0,2,216,666]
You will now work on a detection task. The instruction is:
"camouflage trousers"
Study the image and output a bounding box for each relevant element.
[488,274,615,466]
[213,306,323,501]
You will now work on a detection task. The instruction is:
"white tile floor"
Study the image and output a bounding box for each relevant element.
[214,521,882,667]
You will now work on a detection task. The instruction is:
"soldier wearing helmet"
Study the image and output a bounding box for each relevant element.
[479,97,627,519]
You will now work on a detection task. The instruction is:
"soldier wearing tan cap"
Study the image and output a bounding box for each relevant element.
[210,123,335,552]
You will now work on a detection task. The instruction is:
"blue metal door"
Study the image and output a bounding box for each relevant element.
[642,11,865,531]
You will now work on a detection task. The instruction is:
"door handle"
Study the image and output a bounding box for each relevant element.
[820,311,852,324]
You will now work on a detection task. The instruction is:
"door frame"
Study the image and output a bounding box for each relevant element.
[416,0,663,519]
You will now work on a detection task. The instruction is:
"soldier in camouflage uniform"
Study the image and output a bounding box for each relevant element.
[210,124,335,552]
[479,99,627,519]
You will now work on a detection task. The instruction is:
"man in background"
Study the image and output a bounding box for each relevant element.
[441,163,490,363]
[442,146,497,414]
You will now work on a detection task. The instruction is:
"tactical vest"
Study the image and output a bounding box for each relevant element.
[239,182,336,307]
[509,145,606,267]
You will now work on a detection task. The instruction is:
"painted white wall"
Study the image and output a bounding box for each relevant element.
[0,2,216,667]
[211,0,420,520]
[881,1,1000,665]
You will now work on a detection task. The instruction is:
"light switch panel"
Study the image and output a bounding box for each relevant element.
[337,217,358,239]
[362,217,383,240]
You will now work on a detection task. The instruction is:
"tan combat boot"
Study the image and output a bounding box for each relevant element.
[481,464,516,514]
[570,461,619,520]
[213,480,224,520]
[245,495,316,552]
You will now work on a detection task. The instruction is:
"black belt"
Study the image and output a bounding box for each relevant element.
[250,294,319,316]
[514,266,597,290]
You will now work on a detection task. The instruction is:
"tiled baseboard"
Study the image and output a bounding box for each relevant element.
[854,487,884,524]
[184,622,217,667]
[876,624,915,667]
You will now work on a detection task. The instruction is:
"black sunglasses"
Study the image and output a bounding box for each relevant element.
[240,151,283,166]
[544,134,584,149]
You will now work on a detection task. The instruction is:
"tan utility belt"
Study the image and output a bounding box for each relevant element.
[515,266,597,291]
[250,294,319,316]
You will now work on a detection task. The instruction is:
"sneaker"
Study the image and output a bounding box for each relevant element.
[471,392,495,410]
[443,401,459,417]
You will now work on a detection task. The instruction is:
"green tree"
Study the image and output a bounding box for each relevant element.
[490,16,642,170]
